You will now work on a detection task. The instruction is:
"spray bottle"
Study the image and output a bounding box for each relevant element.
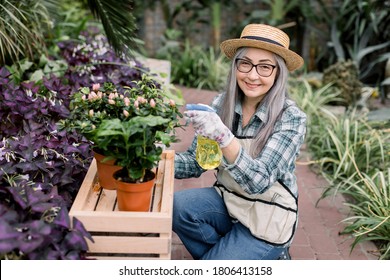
[186,104,222,170]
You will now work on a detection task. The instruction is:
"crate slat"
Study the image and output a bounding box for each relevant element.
[87,235,171,254]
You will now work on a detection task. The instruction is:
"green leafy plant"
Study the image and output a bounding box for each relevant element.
[312,111,390,185]
[322,60,363,107]
[290,76,390,259]
[0,0,139,66]
[0,0,52,65]
[62,74,183,183]
[161,39,229,90]
[289,77,341,150]
[318,0,390,85]
[335,169,390,260]
[58,81,132,145]
[195,46,229,91]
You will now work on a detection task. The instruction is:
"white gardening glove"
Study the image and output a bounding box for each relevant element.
[185,104,234,148]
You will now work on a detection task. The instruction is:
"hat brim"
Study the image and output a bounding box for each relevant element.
[220,38,304,72]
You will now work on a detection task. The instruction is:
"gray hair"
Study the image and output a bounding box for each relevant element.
[219,47,289,157]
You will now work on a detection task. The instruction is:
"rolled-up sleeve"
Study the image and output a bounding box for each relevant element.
[174,137,205,179]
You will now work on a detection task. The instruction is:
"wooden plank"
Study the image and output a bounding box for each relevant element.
[87,236,170,254]
[152,157,165,212]
[94,189,116,211]
[71,210,171,233]
[71,159,100,211]
[160,150,174,214]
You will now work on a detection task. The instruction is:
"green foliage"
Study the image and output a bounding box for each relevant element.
[92,116,170,182]
[317,0,390,84]
[45,0,92,51]
[159,39,229,91]
[6,55,68,84]
[0,0,52,65]
[86,0,139,57]
[60,74,183,182]
[290,76,390,259]
[261,0,301,25]
[337,169,390,259]
[315,112,390,183]
[0,0,140,65]
[322,60,363,107]
[289,77,341,146]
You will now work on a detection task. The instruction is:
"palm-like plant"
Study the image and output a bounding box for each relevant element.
[86,0,138,57]
[0,0,139,65]
[0,0,51,65]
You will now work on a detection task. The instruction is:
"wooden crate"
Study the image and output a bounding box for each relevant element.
[69,150,175,260]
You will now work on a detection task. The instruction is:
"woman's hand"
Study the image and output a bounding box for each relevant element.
[185,109,234,148]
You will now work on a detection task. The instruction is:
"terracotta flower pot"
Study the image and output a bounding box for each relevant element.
[114,170,155,212]
[93,151,122,190]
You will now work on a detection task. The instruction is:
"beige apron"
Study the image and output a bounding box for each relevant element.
[214,138,298,245]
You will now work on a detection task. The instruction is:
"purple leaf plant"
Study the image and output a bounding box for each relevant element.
[0,27,151,259]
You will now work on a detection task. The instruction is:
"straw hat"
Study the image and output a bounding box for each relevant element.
[220,24,304,71]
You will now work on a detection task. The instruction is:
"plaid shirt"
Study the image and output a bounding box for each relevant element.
[175,93,307,196]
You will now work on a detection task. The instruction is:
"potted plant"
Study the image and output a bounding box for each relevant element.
[62,74,182,210]
[58,81,130,190]
[89,74,182,211]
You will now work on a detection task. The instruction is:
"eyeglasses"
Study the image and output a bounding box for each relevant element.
[235,58,277,77]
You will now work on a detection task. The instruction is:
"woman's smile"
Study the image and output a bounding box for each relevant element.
[244,81,261,89]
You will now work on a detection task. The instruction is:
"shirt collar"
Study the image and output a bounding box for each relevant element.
[235,101,268,123]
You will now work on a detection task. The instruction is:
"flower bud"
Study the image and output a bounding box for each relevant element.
[92,83,100,92]
[123,110,129,117]
[169,99,176,107]
[150,99,156,108]
[137,96,146,104]
[82,95,86,100]
[108,93,115,99]
[97,91,103,98]
[134,100,139,108]
[89,109,94,117]
[124,97,130,106]
[88,92,98,100]
[108,99,115,105]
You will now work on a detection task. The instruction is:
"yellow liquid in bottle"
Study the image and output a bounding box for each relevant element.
[196,136,222,169]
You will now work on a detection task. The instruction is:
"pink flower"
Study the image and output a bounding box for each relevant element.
[97,91,103,98]
[150,99,156,108]
[134,100,139,108]
[108,99,115,105]
[108,93,115,99]
[88,92,98,100]
[92,83,100,92]
[123,110,129,117]
[82,95,86,100]
[137,96,147,104]
[124,97,130,106]
[169,99,176,107]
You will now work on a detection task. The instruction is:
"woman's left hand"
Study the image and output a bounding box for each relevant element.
[185,110,234,148]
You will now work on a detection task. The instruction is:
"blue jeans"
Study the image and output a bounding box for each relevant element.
[172,187,288,260]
